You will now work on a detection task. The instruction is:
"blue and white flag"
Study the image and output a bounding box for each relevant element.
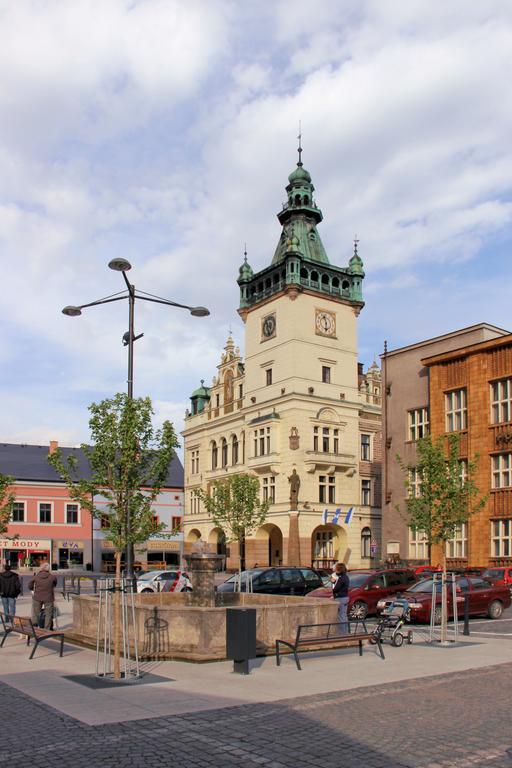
[322,509,329,525]
[332,508,342,525]
[344,507,354,525]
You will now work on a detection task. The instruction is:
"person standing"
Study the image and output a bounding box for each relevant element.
[332,562,350,634]
[28,562,57,630]
[0,563,22,620]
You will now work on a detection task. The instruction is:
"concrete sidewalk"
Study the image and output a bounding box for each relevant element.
[0,595,510,726]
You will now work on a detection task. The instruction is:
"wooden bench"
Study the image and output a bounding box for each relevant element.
[275,620,385,670]
[0,614,64,659]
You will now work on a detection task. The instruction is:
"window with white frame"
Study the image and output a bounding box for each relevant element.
[39,503,52,523]
[361,434,371,461]
[491,519,512,557]
[446,523,467,558]
[361,479,371,506]
[319,475,336,504]
[66,504,79,524]
[408,407,429,441]
[409,527,428,559]
[313,426,339,454]
[491,378,512,424]
[262,476,275,503]
[459,459,468,486]
[314,530,334,560]
[445,389,467,432]
[191,450,199,475]
[361,527,371,557]
[492,454,512,488]
[408,467,422,498]
[190,490,201,515]
[253,426,271,457]
[12,501,25,523]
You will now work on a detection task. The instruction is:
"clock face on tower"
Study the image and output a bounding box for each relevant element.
[261,313,276,340]
[315,309,336,337]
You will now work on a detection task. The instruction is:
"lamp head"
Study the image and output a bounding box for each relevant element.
[62,305,82,317]
[108,258,132,272]
[190,306,210,317]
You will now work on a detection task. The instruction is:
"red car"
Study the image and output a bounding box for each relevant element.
[394,575,511,623]
[482,566,512,592]
[306,568,417,619]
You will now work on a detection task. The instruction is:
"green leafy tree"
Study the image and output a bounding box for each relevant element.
[49,393,179,677]
[397,433,486,640]
[196,473,270,576]
[0,474,15,537]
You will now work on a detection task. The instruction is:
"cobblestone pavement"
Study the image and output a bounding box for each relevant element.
[1,663,511,768]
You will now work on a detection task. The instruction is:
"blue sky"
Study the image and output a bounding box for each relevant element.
[1,0,512,450]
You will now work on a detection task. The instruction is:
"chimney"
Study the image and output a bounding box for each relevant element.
[49,440,58,454]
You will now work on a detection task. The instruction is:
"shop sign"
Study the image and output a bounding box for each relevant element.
[0,539,52,550]
[146,540,181,552]
[101,539,115,549]
[56,540,84,550]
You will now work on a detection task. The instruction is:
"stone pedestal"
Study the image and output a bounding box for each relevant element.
[183,552,224,607]
[287,511,301,565]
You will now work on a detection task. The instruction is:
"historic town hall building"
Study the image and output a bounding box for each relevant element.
[182,148,381,570]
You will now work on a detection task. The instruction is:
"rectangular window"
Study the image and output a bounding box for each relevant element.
[319,475,335,504]
[319,475,326,503]
[492,454,512,488]
[333,429,339,454]
[361,434,371,461]
[408,407,429,441]
[12,501,25,523]
[238,384,243,399]
[266,369,272,386]
[262,476,276,503]
[190,490,200,515]
[328,475,335,504]
[322,427,329,453]
[38,503,52,524]
[313,427,319,451]
[171,516,182,530]
[191,449,199,475]
[66,504,79,524]
[215,393,220,408]
[322,366,331,384]
[254,427,271,457]
[491,519,512,557]
[445,389,467,432]
[100,513,110,529]
[361,479,371,506]
[409,527,428,559]
[446,523,467,558]
[491,378,512,424]
[408,467,422,498]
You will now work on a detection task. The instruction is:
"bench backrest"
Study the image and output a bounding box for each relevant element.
[296,620,368,643]
[12,616,36,636]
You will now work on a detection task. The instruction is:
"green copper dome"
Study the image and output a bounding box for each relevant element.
[288,165,312,184]
[238,253,253,281]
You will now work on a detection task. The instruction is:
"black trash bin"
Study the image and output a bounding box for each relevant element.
[226,608,256,674]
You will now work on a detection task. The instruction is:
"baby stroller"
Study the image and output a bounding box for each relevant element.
[370,597,413,647]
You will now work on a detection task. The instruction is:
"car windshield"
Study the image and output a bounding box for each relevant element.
[223,569,265,584]
[348,572,372,588]
[407,579,441,593]
[483,568,504,579]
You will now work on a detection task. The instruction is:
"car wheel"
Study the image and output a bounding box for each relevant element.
[392,632,404,647]
[488,600,503,619]
[349,601,368,620]
[141,588,153,593]
[184,587,193,593]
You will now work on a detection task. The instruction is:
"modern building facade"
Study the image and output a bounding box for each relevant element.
[381,324,510,563]
[182,150,382,570]
[1,440,184,571]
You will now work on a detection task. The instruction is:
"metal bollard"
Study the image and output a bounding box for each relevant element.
[463,594,470,636]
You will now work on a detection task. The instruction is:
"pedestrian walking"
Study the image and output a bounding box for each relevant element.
[28,562,57,630]
[0,563,22,620]
[332,562,350,635]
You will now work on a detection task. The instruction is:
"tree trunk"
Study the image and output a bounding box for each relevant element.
[440,546,448,645]
[113,550,122,679]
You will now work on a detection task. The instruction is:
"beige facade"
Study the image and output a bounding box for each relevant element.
[182,156,381,570]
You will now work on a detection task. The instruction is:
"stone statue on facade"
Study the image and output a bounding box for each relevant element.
[288,468,300,510]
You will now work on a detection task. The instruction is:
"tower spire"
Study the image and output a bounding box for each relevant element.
[353,234,360,257]
[297,121,303,167]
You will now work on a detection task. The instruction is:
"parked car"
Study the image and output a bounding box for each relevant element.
[482,566,512,592]
[217,567,324,596]
[305,568,418,619]
[136,570,192,594]
[392,576,512,623]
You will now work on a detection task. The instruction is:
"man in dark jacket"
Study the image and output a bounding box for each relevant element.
[28,563,57,629]
[332,562,350,634]
[0,563,22,619]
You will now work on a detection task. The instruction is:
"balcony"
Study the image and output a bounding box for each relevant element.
[247,452,281,474]
[304,450,356,474]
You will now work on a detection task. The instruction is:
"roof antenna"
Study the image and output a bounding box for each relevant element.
[297,120,303,167]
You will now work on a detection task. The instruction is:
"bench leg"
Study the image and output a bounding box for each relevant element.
[376,637,385,660]
[60,637,64,657]
[0,631,9,648]
[29,639,38,660]
[294,650,301,671]
[26,636,30,647]
[359,640,363,656]
[275,641,280,666]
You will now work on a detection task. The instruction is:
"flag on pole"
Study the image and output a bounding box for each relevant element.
[332,508,342,525]
[344,507,354,525]
[322,509,329,525]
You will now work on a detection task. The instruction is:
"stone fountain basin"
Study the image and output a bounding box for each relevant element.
[69,592,339,662]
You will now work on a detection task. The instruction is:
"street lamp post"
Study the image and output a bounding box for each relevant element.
[63,259,209,576]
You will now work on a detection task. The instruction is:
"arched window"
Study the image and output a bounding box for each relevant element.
[221,438,228,468]
[211,441,218,470]
[332,277,339,289]
[342,280,350,290]
[321,273,329,286]
[300,267,308,279]
[304,195,309,205]
[232,435,239,465]
[361,527,372,558]
[311,270,319,283]
[294,194,301,206]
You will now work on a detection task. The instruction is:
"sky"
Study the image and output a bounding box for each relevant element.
[1,0,512,452]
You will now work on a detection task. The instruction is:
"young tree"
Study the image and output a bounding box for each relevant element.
[196,473,270,578]
[49,393,178,677]
[0,474,15,537]
[397,433,486,641]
